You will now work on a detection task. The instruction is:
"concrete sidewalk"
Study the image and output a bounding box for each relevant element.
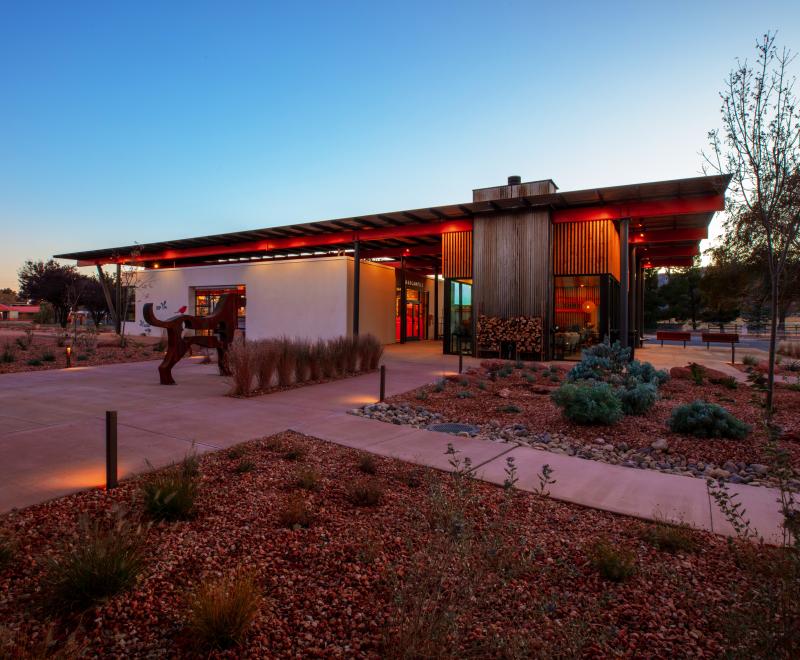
[0,342,787,543]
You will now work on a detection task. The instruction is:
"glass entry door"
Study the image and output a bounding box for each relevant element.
[194,287,246,336]
[445,279,472,354]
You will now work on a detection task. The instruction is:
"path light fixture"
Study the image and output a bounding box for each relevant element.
[65,345,72,368]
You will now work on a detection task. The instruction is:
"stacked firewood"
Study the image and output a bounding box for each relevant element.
[476,315,543,353]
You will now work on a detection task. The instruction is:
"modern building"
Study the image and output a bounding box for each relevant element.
[56,174,730,360]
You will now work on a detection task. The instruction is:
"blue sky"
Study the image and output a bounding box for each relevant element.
[1,1,799,289]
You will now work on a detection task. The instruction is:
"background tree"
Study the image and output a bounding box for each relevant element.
[82,277,110,328]
[0,288,18,305]
[18,260,81,327]
[704,32,800,416]
[658,265,704,329]
[699,245,745,329]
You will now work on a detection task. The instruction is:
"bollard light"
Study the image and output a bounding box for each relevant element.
[106,411,118,489]
[65,345,72,368]
[379,365,386,402]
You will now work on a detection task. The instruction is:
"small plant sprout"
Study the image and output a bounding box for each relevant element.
[536,464,556,497]
[445,443,473,477]
[706,479,756,540]
[503,456,518,493]
[235,459,255,474]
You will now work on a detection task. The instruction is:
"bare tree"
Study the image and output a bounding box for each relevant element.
[704,32,800,417]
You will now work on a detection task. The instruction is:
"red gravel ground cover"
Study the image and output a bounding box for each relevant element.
[0,431,795,657]
[388,363,800,469]
[0,334,161,375]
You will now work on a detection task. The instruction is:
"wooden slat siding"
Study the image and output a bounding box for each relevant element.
[553,219,621,281]
[442,231,473,279]
[472,179,557,202]
[473,210,552,327]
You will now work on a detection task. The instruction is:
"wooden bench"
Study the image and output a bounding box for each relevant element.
[701,332,740,363]
[656,330,691,348]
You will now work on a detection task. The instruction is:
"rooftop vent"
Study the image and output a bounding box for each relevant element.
[507,175,522,185]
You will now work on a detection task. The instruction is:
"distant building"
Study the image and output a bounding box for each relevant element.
[0,304,40,321]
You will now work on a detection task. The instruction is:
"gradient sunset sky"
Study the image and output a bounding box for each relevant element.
[2,1,799,290]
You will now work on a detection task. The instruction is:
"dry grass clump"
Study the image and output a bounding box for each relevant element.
[142,454,200,521]
[186,570,260,650]
[778,340,800,359]
[0,624,86,659]
[278,494,314,529]
[44,508,147,612]
[587,539,636,582]
[281,445,305,461]
[0,531,14,569]
[226,333,383,396]
[294,467,321,491]
[639,520,698,554]
[358,453,378,475]
[346,478,384,507]
[227,336,255,396]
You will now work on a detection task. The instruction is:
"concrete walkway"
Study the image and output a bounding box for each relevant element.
[0,342,786,543]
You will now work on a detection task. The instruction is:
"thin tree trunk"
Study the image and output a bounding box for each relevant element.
[766,277,779,417]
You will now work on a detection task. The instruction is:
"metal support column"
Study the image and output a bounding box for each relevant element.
[433,265,440,341]
[620,218,630,348]
[352,240,360,336]
[114,263,122,335]
[400,257,407,344]
[630,247,638,346]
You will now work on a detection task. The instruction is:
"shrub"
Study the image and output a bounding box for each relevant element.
[689,363,706,385]
[415,390,429,401]
[282,446,305,461]
[41,351,56,362]
[1,342,15,363]
[77,354,88,361]
[227,337,254,396]
[587,540,636,582]
[628,359,669,386]
[668,400,751,439]
[457,390,473,399]
[743,353,759,366]
[710,375,739,389]
[567,339,630,381]
[234,459,255,474]
[26,358,42,366]
[186,571,259,650]
[346,478,383,507]
[45,509,147,611]
[617,381,657,415]
[142,457,199,521]
[497,404,521,413]
[293,339,311,384]
[294,467,321,491]
[278,494,314,528]
[358,454,378,475]
[227,445,246,460]
[639,520,698,553]
[551,382,623,425]
[401,467,424,488]
[307,340,323,381]
[0,532,13,569]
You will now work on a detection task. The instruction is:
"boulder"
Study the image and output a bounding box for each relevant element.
[651,438,669,451]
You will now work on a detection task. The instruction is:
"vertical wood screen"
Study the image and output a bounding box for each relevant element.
[472,211,552,321]
[553,220,621,281]
[442,231,473,279]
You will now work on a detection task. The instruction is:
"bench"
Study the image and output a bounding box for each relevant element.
[656,330,691,348]
[701,332,739,363]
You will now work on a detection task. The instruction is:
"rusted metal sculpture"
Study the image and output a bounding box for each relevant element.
[143,294,238,385]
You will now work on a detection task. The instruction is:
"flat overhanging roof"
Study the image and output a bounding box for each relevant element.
[54,174,731,267]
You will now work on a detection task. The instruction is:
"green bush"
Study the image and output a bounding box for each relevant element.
[627,359,669,386]
[26,358,43,366]
[41,351,56,362]
[617,381,657,415]
[639,521,698,554]
[551,382,623,425]
[668,400,750,439]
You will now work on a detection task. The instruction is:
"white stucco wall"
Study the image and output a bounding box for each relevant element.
[346,259,396,345]
[129,257,351,341]
[128,255,404,345]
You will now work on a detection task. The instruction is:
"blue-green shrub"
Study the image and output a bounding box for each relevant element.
[566,340,635,383]
[617,381,658,415]
[627,360,669,386]
[668,400,750,439]
[551,382,623,425]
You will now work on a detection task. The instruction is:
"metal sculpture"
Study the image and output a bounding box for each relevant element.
[142,294,238,385]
